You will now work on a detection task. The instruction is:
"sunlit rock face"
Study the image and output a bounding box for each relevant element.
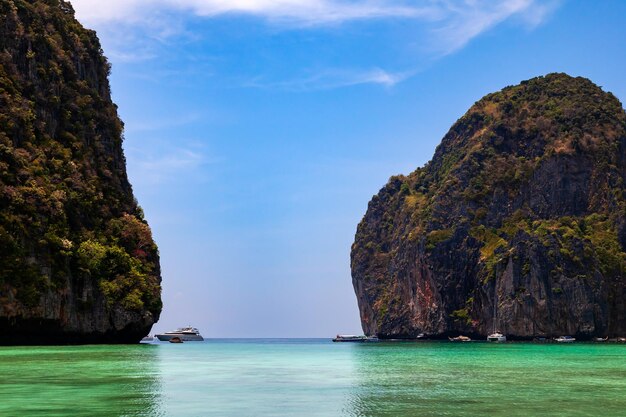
[0,0,161,344]
[352,73,626,340]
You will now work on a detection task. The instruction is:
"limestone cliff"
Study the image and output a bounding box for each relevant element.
[352,73,626,340]
[0,0,161,344]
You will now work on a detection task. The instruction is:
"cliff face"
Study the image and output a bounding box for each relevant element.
[352,74,626,340]
[0,0,161,344]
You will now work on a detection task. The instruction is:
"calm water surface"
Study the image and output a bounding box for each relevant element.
[0,339,625,416]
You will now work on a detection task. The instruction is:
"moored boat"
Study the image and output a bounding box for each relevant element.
[156,326,204,342]
[332,335,367,342]
[487,282,506,342]
[449,335,471,342]
[555,336,576,343]
[487,332,506,342]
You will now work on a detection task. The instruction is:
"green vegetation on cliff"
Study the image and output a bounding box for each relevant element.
[0,0,161,340]
[352,73,626,339]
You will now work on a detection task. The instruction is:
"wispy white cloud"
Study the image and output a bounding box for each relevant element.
[106,47,158,63]
[517,0,563,28]
[70,0,436,26]
[124,113,206,133]
[71,0,559,55]
[125,140,215,186]
[176,0,436,25]
[244,67,413,91]
[430,0,541,54]
[355,67,411,87]
[70,0,560,89]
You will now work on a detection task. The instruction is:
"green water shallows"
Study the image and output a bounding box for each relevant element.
[0,340,624,416]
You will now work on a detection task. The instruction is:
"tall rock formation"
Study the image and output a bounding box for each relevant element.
[352,73,626,340]
[0,0,162,344]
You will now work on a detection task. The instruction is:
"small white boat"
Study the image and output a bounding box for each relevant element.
[449,335,471,342]
[156,326,204,342]
[487,284,505,342]
[487,332,506,342]
[555,336,575,343]
[332,335,367,342]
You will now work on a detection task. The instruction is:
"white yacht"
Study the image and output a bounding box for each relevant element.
[332,335,378,342]
[333,335,365,342]
[487,283,506,342]
[487,332,506,342]
[156,326,204,342]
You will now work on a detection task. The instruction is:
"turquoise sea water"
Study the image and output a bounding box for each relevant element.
[0,339,625,416]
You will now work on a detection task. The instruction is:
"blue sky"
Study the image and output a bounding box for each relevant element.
[69,0,626,337]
